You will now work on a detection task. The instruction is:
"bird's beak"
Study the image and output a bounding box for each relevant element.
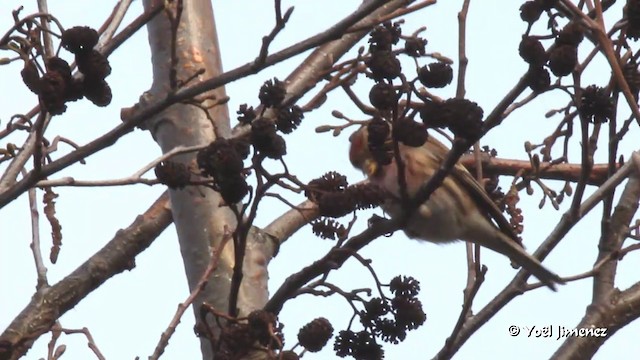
[363,158,378,177]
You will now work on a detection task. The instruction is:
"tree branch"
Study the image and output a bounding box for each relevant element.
[431,151,639,359]
[551,154,640,359]
[0,192,172,360]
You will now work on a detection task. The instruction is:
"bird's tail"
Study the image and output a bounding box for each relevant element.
[464,215,564,291]
[494,234,564,291]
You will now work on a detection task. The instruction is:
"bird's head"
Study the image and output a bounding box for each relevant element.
[349,126,380,177]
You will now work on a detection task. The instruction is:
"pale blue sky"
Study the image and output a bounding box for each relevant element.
[1,1,639,359]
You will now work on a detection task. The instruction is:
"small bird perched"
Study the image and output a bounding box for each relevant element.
[349,124,564,290]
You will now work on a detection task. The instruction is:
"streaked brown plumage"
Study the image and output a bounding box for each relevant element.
[349,126,563,290]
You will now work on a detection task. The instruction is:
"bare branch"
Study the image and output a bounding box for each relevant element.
[431,151,639,359]
[26,174,48,289]
[149,228,231,360]
[0,192,172,359]
[551,155,640,359]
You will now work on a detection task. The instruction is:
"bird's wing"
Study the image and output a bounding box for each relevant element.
[428,137,523,247]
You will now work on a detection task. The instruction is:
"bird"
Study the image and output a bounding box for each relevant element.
[349,124,564,290]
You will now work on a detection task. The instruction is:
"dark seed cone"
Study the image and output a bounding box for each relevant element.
[369,82,397,110]
[247,310,277,346]
[368,21,401,52]
[154,161,191,189]
[197,138,245,179]
[626,0,640,40]
[393,119,428,147]
[279,351,299,360]
[316,192,357,218]
[420,100,447,128]
[520,1,544,23]
[538,0,557,11]
[297,318,333,353]
[556,22,584,46]
[46,57,72,80]
[76,50,111,80]
[83,78,112,107]
[525,66,551,92]
[258,78,286,107]
[367,117,393,166]
[579,85,613,123]
[349,183,387,210]
[275,105,304,134]
[311,218,347,240]
[392,297,426,330]
[334,330,384,360]
[39,71,68,115]
[217,175,249,204]
[622,61,640,99]
[404,37,427,57]
[389,275,421,298]
[237,104,256,124]
[548,45,577,77]
[305,171,348,202]
[519,37,547,66]
[251,118,287,159]
[61,26,99,54]
[418,62,453,88]
[366,51,401,81]
[441,98,484,139]
[21,60,41,94]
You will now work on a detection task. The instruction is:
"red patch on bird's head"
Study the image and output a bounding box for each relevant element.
[349,128,367,169]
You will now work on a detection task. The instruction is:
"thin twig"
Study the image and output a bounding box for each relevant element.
[346,0,437,34]
[0,112,48,191]
[431,151,638,359]
[149,227,231,360]
[36,0,55,58]
[26,170,48,289]
[255,0,294,67]
[441,266,487,359]
[560,0,640,125]
[456,0,483,305]
[96,0,134,48]
[56,327,106,360]
[525,243,640,290]
[35,143,209,187]
[0,0,406,209]
[0,12,64,46]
